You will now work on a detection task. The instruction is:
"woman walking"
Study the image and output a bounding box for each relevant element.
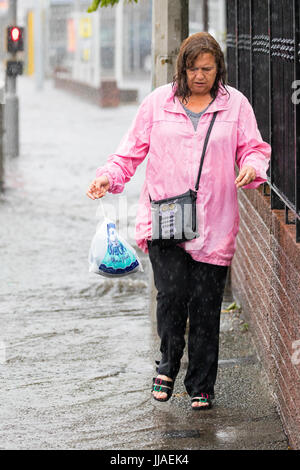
[86,33,271,409]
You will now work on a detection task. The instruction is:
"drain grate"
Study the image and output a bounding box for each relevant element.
[163,429,202,439]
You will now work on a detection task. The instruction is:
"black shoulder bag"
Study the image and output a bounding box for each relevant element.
[149,111,218,247]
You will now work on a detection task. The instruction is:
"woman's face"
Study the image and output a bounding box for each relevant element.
[186,52,217,97]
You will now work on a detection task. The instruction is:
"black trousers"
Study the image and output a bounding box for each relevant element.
[148,241,228,398]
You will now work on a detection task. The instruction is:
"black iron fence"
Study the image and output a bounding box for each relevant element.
[226,0,300,242]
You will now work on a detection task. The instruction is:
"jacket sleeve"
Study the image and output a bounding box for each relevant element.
[236,96,271,189]
[95,96,152,193]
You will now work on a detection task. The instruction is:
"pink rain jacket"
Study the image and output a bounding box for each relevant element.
[96,83,271,266]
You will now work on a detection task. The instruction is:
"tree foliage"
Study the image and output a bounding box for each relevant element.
[87,0,138,13]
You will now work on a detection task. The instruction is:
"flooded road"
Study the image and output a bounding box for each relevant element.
[0,77,155,449]
[0,78,288,450]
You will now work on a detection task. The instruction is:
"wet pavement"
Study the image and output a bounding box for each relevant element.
[0,77,288,450]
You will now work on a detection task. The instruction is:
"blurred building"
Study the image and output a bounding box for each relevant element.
[189,0,226,51]
[14,0,152,103]
[12,0,226,105]
[48,0,72,75]
[18,1,151,82]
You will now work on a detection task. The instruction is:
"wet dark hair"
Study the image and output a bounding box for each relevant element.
[173,32,229,103]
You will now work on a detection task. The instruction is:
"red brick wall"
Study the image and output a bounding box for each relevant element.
[231,186,300,450]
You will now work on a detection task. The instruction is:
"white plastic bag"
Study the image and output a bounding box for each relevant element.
[88,202,143,278]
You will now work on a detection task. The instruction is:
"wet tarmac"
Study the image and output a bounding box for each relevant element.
[0,77,288,450]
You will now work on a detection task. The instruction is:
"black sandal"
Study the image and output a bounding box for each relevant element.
[152,377,174,402]
[191,393,212,410]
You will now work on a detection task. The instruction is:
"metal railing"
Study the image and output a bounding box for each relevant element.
[226,0,300,242]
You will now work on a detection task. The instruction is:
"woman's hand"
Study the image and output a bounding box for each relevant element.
[86,175,110,200]
[235,166,256,189]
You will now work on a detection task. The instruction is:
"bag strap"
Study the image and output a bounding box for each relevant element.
[195,111,218,192]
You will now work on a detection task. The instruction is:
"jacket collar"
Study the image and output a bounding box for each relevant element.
[162,83,230,115]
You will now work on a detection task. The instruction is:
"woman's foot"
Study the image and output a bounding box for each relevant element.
[191,394,212,409]
[152,375,173,401]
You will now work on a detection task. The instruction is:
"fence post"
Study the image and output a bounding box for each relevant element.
[5,0,20,158]
[295,0,300,242]
[151,0,189,90]
[0,81,5,191]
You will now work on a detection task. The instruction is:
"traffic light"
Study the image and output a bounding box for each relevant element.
[6,26,24,54]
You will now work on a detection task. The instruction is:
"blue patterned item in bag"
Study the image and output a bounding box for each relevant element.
[88,218,143,277]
